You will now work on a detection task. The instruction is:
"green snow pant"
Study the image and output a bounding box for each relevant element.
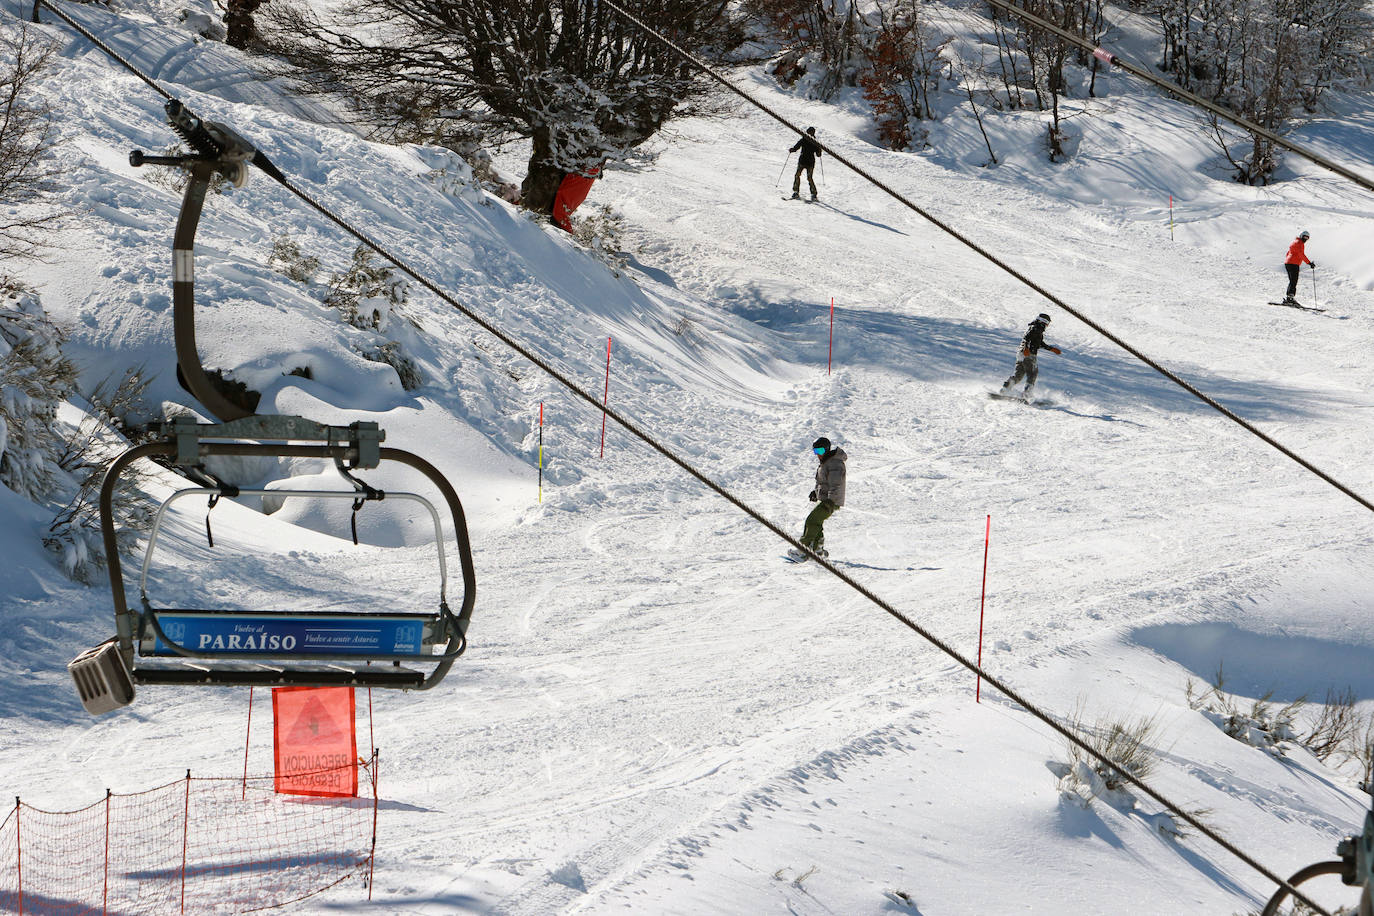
[801,499,837,550]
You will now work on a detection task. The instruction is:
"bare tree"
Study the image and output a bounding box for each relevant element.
[225,0,268,49]
[1132,0,1372,183]
[748,0,864,100]
[0,23,64,263]
[267,0,744,214]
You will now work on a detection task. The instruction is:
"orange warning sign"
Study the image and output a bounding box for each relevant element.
[272,686,358,797]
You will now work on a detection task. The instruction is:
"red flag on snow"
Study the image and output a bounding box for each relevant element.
[272,686,358,797]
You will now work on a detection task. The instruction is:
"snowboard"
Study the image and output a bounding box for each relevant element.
[990,391,1053,407]
[1268,300,1325,313]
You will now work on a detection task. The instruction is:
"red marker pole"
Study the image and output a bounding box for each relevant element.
[976,514,991,703]
[599,337,612,458]
[538,402,544,502]
[828,297,835,375]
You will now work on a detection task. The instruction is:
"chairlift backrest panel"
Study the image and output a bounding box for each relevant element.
[140,610,445,658]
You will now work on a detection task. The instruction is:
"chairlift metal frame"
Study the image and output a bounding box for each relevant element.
[68,99,478,714]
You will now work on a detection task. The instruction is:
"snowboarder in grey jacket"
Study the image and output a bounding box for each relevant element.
[999,313,1061,399]
[792,436,846,560]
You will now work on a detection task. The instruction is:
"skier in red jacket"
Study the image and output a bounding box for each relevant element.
[1282,230,1315,306]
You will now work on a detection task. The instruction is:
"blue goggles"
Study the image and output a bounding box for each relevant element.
[813,446,827,455]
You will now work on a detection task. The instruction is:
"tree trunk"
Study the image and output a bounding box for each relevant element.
[225,0,264,49]
[521,127,565,215]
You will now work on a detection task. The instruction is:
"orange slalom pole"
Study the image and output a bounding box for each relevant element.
[599,338,612,458]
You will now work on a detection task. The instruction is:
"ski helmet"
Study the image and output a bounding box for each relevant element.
[1299,230,1310,240]
[806,126,816,136]
[1036,312,1051,324]
[812,436,831,455]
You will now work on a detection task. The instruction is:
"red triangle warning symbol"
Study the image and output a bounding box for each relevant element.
[284,695,346,745]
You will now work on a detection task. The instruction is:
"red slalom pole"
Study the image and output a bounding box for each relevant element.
[976,514,991,703]
[828,297,835,375]
[599,337,612,458]
[538,402,544,502]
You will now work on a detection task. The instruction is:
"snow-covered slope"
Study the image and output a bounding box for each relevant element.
[2,0,1372,913]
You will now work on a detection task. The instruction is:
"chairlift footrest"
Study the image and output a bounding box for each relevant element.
[132,665,429,689]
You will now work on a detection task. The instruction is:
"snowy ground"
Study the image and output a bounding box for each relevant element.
[1,0,1373,913]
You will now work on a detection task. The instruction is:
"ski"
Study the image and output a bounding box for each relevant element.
[1268,300,1326,313]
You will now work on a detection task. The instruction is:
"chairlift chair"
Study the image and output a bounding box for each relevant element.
[68,99,477,715]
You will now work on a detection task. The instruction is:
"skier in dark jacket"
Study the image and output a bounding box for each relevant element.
[790,127,822,201]
[999,313,1061,399]
[789,437,847,561]
[1282,230,1315,306]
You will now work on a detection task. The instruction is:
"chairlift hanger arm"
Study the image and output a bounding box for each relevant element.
[127,98,285,423]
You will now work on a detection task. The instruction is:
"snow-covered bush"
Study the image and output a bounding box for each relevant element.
[323,245,425,391]
[1186,667,1305,756]
[46,368,156,584]
[571,205,634,275]
[0,279,152,582]
[1302,687,1374,793]
[268,234,320,283]
[324,243,407,331]
[1054,708,1162,812]
[0,277,76,503]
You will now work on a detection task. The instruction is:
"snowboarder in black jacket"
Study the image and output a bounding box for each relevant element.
[790,127,822,201]
[999,313,1061,399]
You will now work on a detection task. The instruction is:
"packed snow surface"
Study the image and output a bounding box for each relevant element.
[1,0,1373,913]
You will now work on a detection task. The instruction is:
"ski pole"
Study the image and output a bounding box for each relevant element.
[1311,265,1318,308]
[819,155,826,187]
[776,151,792,187]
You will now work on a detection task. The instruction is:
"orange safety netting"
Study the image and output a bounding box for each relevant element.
[0,757,377,914]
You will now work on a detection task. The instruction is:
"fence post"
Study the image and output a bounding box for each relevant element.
[367,750,379,900]
[103,789,111,916]
[242,688,254,801]
[14,797,21,916]
[180,771,190,914]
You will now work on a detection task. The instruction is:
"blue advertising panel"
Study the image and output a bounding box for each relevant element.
[145,613,428,657]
